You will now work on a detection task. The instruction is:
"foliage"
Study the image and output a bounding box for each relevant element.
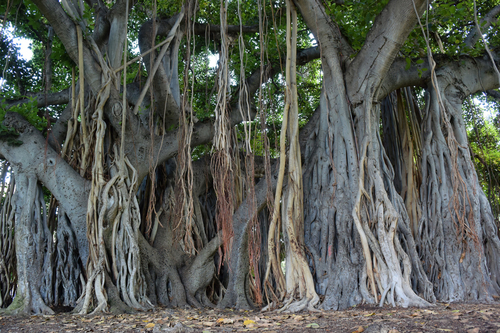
[466,94,500,222]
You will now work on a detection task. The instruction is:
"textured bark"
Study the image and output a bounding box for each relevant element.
[418,58,500,302]
[0,112,89,263]
[0,113,88,314]
[219,173,278,309]
[296,0,434,309]
[5,173,54,315]
[296,0,368,309]
[5,88,70,110]
[138,16,182,124]
[0,171,16,309]
[2,0,500,316]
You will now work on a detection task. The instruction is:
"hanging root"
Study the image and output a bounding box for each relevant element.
[263,1,319,313]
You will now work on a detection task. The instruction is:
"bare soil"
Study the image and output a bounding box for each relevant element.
[0,302,499,332]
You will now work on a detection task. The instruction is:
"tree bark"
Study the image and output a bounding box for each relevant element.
[418,58,500,301]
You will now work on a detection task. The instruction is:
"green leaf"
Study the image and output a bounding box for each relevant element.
[405,57,411,70]
[306,323,320,328]
[416,59,424,64]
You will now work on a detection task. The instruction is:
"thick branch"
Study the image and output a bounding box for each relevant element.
[138,16,183,123]
[47,104,73,151]
[0,112,90,263]
[378,55,500,101]
[294,0,353,59]
[377,57,431,99]
[34,0,144,141]
[486,89,500,102]
[345,0,429,104]
[5,88,71,109]
[32,0,103,93]
[107,0,133,68]
[193,23,259,35]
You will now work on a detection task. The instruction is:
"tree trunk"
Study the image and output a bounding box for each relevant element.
[6,173,54,315]
[418,68,500,301]
[297,0,434,309]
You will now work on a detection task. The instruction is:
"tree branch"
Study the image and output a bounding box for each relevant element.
[294,0,353,59]
[345,0,429,104]
[107,0,135,68]
[465,5,500,48]
[0,112,90,263]
[486,89,500,102]
[33,0,145,142]
[32,0,103,94]
[5,88,71,109]
[138,15,183,124]
[47,104,73,151]
[193,23,259,35]
[378,55,500,101]
[131,46,320,181]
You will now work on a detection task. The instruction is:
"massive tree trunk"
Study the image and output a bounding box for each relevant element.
[418,58,500,301]
[8,173,54,315]
[296,0,435,309]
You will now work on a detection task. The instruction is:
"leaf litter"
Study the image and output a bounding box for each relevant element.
[0,303,499,332]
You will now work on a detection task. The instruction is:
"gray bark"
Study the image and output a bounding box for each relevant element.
[0,112,89,264]
[418,58,500,301]
[218,172,278,309]
[5,173,53,314]
[296,0,434,309]
[5,88,70,110]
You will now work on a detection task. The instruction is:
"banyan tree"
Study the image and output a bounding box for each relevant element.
[0,0,499,314]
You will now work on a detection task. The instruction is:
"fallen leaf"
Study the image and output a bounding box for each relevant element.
[306,323,320,329]
[364,313,375,317]
[145,323,155,328]
[216,318,234,324]
[436,329,452,332]
[244,319,256,326]
[294,315,304,321]
[202,321,215,327]
[467,329,480,333]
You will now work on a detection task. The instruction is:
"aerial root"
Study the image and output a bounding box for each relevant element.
[263,294,320,313]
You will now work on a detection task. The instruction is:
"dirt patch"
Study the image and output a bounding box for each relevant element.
[0,303,499,332]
